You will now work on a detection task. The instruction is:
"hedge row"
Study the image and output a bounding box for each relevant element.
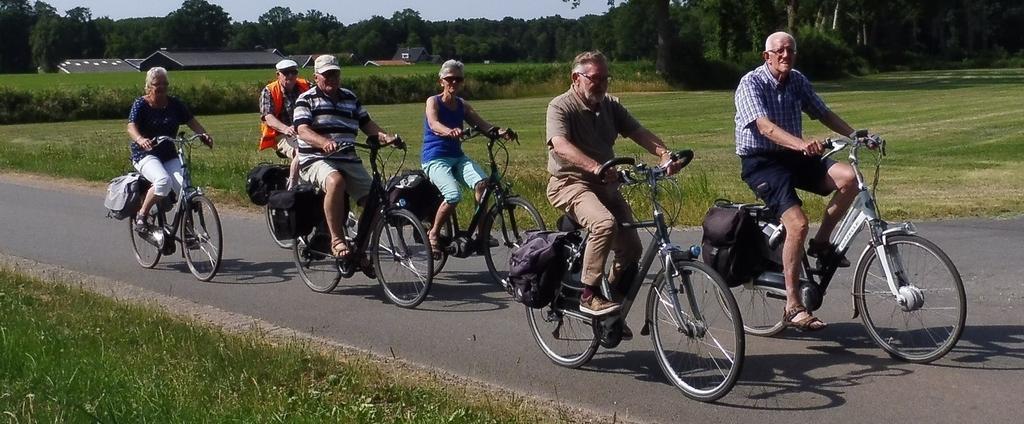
[0,62,663,125]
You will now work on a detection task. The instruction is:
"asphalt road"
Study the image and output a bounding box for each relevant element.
[1,174,1022,423]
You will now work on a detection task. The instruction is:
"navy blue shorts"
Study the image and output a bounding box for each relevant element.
[740,151,837,218]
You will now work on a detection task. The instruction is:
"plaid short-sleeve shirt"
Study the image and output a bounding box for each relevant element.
[734,64,830,156]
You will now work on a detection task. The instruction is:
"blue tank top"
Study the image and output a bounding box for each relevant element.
[422,95,465,163]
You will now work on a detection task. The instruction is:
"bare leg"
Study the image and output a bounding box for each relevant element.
[813,162,857,244]
[473,181,487,237]
[137,188,161,222]
[780,205,809,312]
[324,172,349,254]
[429,201,456,249]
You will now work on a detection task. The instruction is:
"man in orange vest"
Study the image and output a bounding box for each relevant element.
[259,59,311,186]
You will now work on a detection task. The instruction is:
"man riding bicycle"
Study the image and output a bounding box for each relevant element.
[293,55,398,267]
[546,51,684,316]
[259,59,310,188]
[734,31,874,331]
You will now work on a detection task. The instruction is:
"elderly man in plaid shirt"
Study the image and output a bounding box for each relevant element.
[734,31,864,331]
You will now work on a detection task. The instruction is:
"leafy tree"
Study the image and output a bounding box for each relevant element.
[163,0,231,49]
[258,6,297,50]
[1,0,35,72]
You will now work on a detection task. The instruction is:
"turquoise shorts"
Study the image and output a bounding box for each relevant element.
[422,155,486,204]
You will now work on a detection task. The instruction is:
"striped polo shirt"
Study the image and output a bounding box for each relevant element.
[292,86,370,166]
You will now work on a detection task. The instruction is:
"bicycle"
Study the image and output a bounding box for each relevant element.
[430,126,546,288]
[292,135,436,308]
[729,130,966,363]
[129,132,223,282]
[526,151,745,402]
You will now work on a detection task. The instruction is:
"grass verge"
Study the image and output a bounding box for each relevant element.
[0,267,568,422]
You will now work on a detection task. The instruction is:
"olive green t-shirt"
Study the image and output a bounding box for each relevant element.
[545,88,641,179]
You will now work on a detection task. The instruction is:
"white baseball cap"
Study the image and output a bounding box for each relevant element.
[314,55,341,74]
[275,59,299,71]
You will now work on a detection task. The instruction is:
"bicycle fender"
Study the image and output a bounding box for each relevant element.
[850,244,876,320]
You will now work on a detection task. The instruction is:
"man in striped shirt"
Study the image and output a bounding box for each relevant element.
[294,54,397,258]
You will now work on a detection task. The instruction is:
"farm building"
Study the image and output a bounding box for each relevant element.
[136,49,285,71]
[58,59,139,73]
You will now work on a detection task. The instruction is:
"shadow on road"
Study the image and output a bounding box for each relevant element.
[933,324,1024,370]
[414,270,513,312]
[167,258,296,284]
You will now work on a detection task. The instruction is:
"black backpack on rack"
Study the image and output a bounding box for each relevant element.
[386,169,443,222]
[266,184,325,240]
[246,163,289,206]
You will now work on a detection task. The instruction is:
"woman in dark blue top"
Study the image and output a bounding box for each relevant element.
[125,67,213,230]
[421,59,513,257]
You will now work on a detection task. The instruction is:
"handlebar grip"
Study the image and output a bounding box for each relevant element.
[597,157,636,183]
[669,149,694,170]
[391,135,406,150]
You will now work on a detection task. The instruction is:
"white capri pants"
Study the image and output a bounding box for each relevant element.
[133,155,183,197]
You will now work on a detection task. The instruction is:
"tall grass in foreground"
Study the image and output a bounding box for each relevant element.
[0,269,550,422]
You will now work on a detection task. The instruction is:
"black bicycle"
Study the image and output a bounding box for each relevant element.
[292,135,435,308]
[130,133,223,282]
[430,126,546,288]
[527,151,745,402]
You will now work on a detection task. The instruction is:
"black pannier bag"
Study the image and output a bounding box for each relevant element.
[267,184,324,240]
[104,172,151,220]
[386,169,443,222]
[246,163,289,206]
[700,200,763,287]
[508,230,577,308]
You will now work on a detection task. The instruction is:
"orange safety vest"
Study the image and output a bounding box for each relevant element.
[259,78,310,151]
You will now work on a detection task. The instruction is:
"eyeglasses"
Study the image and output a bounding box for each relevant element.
[279,69,298,76]
[576,73,611,84]
[766,47,797,56]
[442,76,464,83]
[320,70,340,78]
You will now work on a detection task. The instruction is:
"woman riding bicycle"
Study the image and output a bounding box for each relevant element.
[126,66,213,232]
[421,59,514,258]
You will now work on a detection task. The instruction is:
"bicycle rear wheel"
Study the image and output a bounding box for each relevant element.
[647,260,744,402]
[182,195,223,281]
[483,196,545,288]
[372,208,433,308]
[129,206,162,268]
[293,231,341,293]
[854,234,966,363]
[265,204,294,249]
[526,299,599,368]
[732,282,786,337]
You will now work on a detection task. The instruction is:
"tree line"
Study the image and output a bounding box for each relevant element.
[2,0,1023,83]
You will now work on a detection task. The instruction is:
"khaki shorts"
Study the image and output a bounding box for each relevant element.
[275,135,296,158]
[300,159,372,202]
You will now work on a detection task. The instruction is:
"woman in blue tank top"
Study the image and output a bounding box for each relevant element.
[422,60,514,257]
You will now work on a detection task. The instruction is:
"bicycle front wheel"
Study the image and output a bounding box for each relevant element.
[129,205,162,268]
[483,197,545,288]
[182,195,223,281]
[372,208,433,308]
[854,234,966,363]
[293,231,341,293]
[647,260,744,402]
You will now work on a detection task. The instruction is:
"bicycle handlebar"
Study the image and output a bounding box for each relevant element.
[597,149,695,184]
[352,134,405,151]
[821,130,885,160]
[459,126,519,144]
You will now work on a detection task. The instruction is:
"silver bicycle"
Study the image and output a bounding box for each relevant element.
[731,130,966,363]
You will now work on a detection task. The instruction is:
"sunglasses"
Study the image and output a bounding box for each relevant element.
[279,69,298,76]
[442,76,464,83]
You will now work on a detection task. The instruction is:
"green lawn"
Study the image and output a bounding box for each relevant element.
[0,62,553,91]
[1,68,1022,226]
[0,269,555,422]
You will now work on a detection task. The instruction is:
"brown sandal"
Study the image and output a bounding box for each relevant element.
[783,306,827,331]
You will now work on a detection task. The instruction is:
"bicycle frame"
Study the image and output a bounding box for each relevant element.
[150,134,206,248]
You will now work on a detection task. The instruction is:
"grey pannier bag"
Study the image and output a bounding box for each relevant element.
[104,172,150,220]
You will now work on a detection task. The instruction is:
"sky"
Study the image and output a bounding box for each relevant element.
[45,1,614,24]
